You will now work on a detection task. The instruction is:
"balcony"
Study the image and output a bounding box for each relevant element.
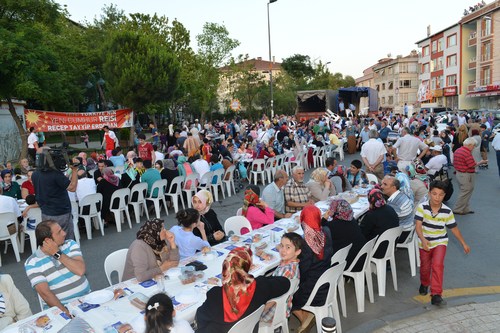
[481,29,493,40]
[468,32,477,47]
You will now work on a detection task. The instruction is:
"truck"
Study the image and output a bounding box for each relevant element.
[295,87,378,120]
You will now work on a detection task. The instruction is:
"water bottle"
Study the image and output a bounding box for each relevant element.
[321,317,337,333]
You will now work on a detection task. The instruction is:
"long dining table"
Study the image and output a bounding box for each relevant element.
[4,190,370,333]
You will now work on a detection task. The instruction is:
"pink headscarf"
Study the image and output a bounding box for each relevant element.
[102,167,120,187]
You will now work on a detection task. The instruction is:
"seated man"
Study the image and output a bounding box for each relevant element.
[283,166,313,214]
[425,145,448,177]
[381,175,414,230]
[0,274,32,329]
[262,170,292,220]
[75,170,97,202]
[141,160,161,197]
[24,220,90,316]
[345,159,369,187]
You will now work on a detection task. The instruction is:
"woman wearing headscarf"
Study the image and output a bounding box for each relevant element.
[192,190,226,246]
[306,168,336,202]
[359,189,399,258]
[96,167,122,223]
[242,185,274,231]
[195,247,289,333]
[123,218,179,282]
[292,205,333,331]
[156,159,179,185]
[322,198,366,270]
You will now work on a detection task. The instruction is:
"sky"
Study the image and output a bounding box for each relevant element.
[57,0,477,78]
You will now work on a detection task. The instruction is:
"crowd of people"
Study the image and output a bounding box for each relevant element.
[0,108,495,332]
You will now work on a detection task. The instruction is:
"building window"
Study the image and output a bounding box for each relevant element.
[482,67,491,85]
[388,81,393,90]
[447,34,457,47]
[387,67,393,74]
[399,63,408,73]
[422,46,429,57]
[422,63,430,73]
[431,57,443,70]
[482,42,492,61]
[388,96,394,105]
[408,63,417,73]
[446,54,457,67]
[399,80,412,88]
[438,75,444,89]
[431,77,437,90]
[431,40,437,54]
[447,74,457,86]
[381,97,386,104]
[438,37,444,52]
[382,83,385,90]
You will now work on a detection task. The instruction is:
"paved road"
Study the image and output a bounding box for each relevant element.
[3,145,500,332]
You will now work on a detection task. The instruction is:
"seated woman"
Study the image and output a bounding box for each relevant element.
[321,198,366,270]
[195,247,290,333]
[158,159,179,185]
[359,189,399,258]
[19,158,30,176]
[123,218,179,282]
[292,205,333,331]
[192,190,226,246]
[21,169,35,199]
[306,168,336,202]
[0,274,32,329]
[311,135,325,147]
[0,170,21,199]
[142,293,193,333]
[170,208,210,259]
[96,167,122,224]
[242,185,275,231]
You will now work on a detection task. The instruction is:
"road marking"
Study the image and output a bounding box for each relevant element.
[413,286,500,303]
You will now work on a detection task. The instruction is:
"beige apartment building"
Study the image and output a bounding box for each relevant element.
[218,57,281,113]
[365,51,419,113]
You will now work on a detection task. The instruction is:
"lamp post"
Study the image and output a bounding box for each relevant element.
[267,0,277,119]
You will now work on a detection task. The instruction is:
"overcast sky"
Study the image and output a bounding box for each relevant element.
[58,0,476,78]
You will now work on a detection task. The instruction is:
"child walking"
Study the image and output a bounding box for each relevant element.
[415,180,471,306]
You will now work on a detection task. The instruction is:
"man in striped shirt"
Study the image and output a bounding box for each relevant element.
[415,181,470,306]
[24,221,90,316]
[452,138,488,215]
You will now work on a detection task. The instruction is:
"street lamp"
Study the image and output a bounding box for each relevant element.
[267,0,277,118]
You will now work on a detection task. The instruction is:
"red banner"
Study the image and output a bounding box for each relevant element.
[24,109,133,132]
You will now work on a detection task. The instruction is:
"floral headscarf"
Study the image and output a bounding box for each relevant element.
[328,198,354,221]
[368,189,386,210]
[176,156,187,176]
[193,190,213,215]
[136,218,165,252]
[102,167,120,187]
[242,189,260,217]
[300,205,325,260]
[222,247,256,322]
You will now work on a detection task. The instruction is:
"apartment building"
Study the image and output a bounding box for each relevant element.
[355,65,375,111]
[416,24,461,110]
[371,51,419,112]
[459,0,500,109]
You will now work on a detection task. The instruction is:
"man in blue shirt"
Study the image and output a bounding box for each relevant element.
[141,160,161,197]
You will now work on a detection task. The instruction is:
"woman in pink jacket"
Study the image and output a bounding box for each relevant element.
[242,185,275,230]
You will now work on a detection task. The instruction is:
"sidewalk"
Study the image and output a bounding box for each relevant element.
[371,296,500,333]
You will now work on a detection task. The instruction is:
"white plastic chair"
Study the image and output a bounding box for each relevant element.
[236,208,243,216]
[366,173,379,184]
[228,305,265,333]
[264,157,276,184]
[211,168,226,202]
[341,237,377,314]
[104,248,128,286]
[146,179,169,219]
[332,143,345,161]
[70,201,81,245]
[20,207,42,254]
[197,171,214,193]
[223,165,236,197]
[129,182,150,224]
[396,225,418,277]
[248,159,266,185]
[110,188,132,232]
[165,175,185,213]
[224,216,253,236]
[78,193,105,240]
[302,261,347,333]
[0,212,21,266]
[182,173,199,208]
[312,146,322,168]
[258,278,299,333]
[370,226,402,297]
[331,244,352,318]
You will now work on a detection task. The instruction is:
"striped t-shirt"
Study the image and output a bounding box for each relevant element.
[414,201,457,249]
[25,240,90,306]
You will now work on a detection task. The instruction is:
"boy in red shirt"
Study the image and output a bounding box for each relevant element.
[137,133,155,163]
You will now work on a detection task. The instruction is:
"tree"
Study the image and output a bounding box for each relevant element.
[281,54,315,88]
[0,0,85,160]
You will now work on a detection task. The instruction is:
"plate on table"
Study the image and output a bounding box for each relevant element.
[83,289,114,304]
[166,267,182,278]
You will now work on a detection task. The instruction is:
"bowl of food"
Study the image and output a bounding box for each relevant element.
[179,270,204,285]
[252,233,263,243]
[230,235,241,242]
[253,241,268,252]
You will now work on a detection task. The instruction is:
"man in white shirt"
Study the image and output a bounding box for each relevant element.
[0,188,21,217]
[75,171,97,202]
[361,130,387,181]
[425,146,448,176]
[27,127,39,165]
[191,154,211,182]
[458,113,467,126]
[154,145,165,162]
[393,127,429,171]
[262,170,292,220]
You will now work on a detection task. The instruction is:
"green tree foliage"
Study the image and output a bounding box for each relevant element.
[281,54,315,86]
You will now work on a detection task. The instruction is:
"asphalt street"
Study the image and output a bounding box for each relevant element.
[2,145,500,332]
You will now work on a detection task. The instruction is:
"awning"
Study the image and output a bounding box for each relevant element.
[467,90,500,98]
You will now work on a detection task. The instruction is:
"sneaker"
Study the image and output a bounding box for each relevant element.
[419,284,428,295]
[431,294,447,306]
